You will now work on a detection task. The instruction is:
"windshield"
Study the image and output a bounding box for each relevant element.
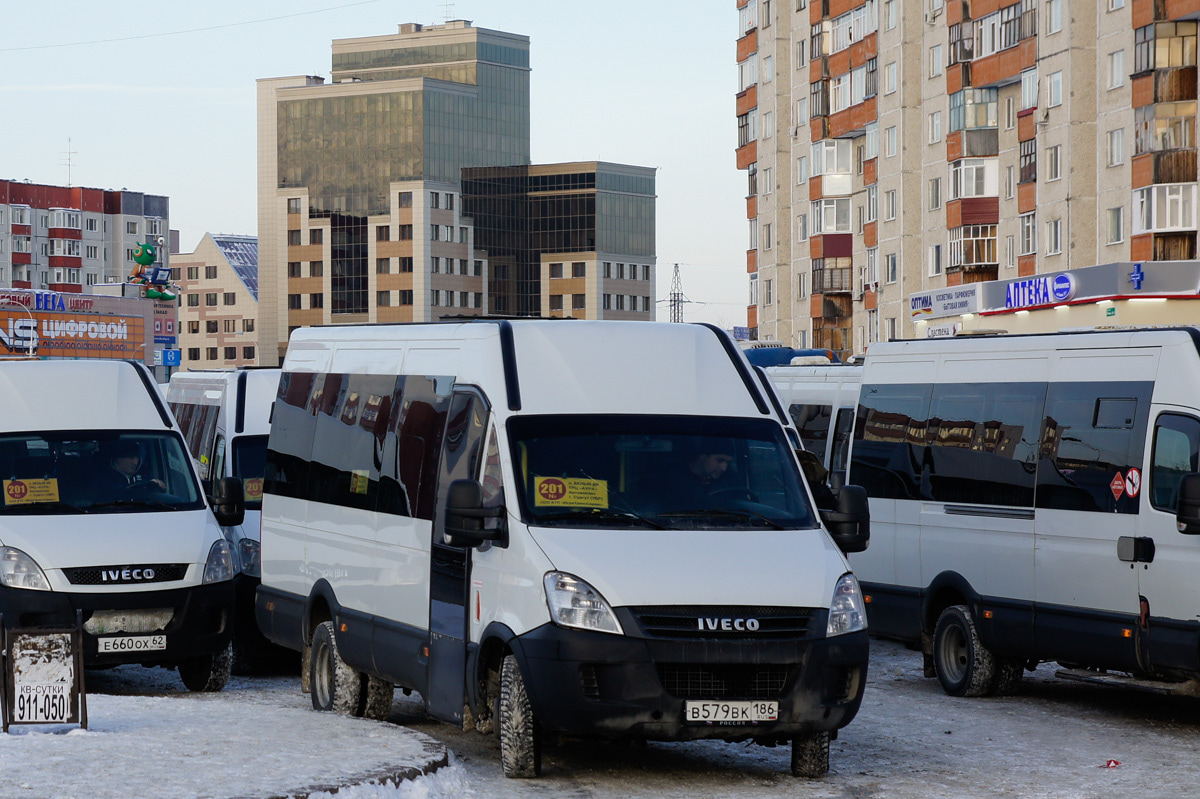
[232,434,268,510]
[0,431,204,515]
[506,415,818,530]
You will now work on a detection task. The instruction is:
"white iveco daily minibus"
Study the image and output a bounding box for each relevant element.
[165,368,280,670]
[776,327,1200,699]
[255,320,870,778]
[0,359,244,691]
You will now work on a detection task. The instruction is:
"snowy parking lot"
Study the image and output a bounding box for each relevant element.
[4,637,1200,798]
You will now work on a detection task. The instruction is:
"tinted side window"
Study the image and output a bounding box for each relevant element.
[1036,381,1152,513]
[851,383,932,500]
[309,373,397,512]
[925,382,1045,507]
[788,403,832,456]
[1150,414,1200,511]
[433,392,490,542]
[830,407,855,474]
[264,372,318,499]
[378,375,453,520]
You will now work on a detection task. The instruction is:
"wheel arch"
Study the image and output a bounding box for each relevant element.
[304,579,340,645]
[921,571,980,636]
[469,621,519,717]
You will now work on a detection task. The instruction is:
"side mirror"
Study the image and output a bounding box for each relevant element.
[820,484,870,554]
[444,479,505,547]
[1177,473,1200,534]
[210,476,246,528]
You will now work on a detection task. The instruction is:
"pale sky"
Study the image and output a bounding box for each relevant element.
[1,0,749,327]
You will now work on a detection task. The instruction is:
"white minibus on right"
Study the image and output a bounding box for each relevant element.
[775,328,1200,699]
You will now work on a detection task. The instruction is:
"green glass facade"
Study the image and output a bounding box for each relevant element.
[277,28,530,314]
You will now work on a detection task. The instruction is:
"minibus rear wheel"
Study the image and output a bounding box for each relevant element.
[311,621,364,714]
[791,731,830,778]
[499,654,542,777]
[362,675,395,721]
[933,604,995,697]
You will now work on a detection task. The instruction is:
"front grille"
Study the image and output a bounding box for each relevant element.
[659,664,792,699]
[626,606,819,640]
[62,564,188,586]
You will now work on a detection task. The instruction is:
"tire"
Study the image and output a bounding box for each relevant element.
[499,654,541,778]
[791,731,830,778]
[933,604,996,697]
[179,642,232,693]
[310,621,364,715]
[990,658,1025,696]
[362,674,394,721]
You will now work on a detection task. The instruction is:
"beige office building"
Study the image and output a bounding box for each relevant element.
[737,0,1200,357]
[172,234,259,370]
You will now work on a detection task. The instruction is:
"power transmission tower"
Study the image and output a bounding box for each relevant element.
[669,263,685,322]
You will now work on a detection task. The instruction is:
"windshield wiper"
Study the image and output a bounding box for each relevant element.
[88,498,178,512]
[655,508,786,529]
[0,501,87,514]
[537,508,666,529]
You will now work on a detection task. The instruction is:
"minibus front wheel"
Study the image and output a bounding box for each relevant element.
[498,654,542,778]
[791,731,830,778]
[178,643,232,692]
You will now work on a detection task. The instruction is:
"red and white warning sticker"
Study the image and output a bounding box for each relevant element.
[1125,467,1142,498]
[1110,472,1126,502]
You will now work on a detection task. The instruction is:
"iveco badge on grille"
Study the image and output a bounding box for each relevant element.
[698,617,761,631]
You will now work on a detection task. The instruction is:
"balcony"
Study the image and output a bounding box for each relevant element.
[812,265,852,293]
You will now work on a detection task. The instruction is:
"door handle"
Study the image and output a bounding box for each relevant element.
[1117,536,1155,563]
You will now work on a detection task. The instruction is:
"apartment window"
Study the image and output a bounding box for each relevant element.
[309,260,323,277]
[206,320,219,334]
[310,229,323,245]
[188,348,200,361]
[1019,139,1037,183]
[930,44,943,77]
[1108,51,1126,89]
[1006,234,1016,267]
[1006,96,1016,129]
[224,319,236,333]
[205,293,218,307]
[749,218,759,249]
[287,198,302,214]
[950,159,994,199]
[376,226,390,242]
[812,198,852,233]
[243,319,255,333]
[86,245,98,259]
[224,293,236,305]
[949,224,998,268]
[885,126,897,157]
[763,167,773,194]
[287,294,301,310]
[287,230,301,246]
[1047,71,1062,107]
[431,290,442,307]
[739,55,759,91]
[1020,212,1037,254]
[549,295,563,311]
[796,97,808,126]
[431,225,440,241]
[797,213,809,241]
[475,260,484,277]
[1109,0,1124,9]
[187,266,200,280]
[929,111,942,143]
[764,279,773,306]
[1107,129,1125,166]
[187,294,200,307]
[1046,0,1062,33]
[399,290,413,305]
[224,347,237,361]
[377,290,391,307]
[762,111,773,139]
[1134,102,1196,154]
[399,225,413,240]
[1020,69,1038,109]
[1046,219,1062,254]
[445,193,454,211]
[797,271,808,299]
[398,191,412,208]
[400,257,413,273]
[797,155,808,183]
[865,122,879,159]
[1108,207,1125,243]
[188,321,199,334]
[549,263,563,278]
[885,0,896,29]
[929,177,942,210]
[376,258,390,274]
[885,190,897,220]
[287,261,301,278]
[884,62,897,94]
[126,221,137,235]
[763,55,774,83]
[459,227,468,243]
[1006,165,1016,198]
[1046,145,1062,181]
[949,22,974,64]
[572,262,586,278]
[949,87,999,132]
[1133,183,1198,233]
[763,223,773,250]
[430,192,440,209]
[866,185,878,221]
[929,244,943,276]
[206,348,218,361]
[243,347,255,360]
[796,39,806,65]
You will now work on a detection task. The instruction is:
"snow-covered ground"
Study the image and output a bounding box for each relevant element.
[5,637,1200,798]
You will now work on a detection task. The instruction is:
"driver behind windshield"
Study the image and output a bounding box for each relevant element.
[99,440,165,492]
[657,439,737,509]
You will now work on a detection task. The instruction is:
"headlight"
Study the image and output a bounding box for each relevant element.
[544,572,623,635]
[826,572,867,637]
[202,540,234,584]
[0,547,51,591]
[238,539,261,578]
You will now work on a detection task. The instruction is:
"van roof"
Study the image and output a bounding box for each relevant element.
[286,320,775,419]
[0,360,174,433]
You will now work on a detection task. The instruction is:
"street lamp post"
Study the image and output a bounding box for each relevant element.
[0,298,36,358]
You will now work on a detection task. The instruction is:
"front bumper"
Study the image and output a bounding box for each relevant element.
[509,623,868,742]
[0,580,234,667]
